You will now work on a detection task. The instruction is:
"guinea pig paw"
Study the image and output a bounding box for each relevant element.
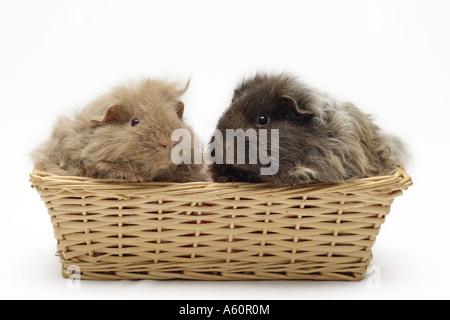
[126,174,146,183]
[215,176,235,183]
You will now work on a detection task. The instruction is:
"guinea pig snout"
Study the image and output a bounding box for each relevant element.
[159,140,180,164]
[159,140,180,151]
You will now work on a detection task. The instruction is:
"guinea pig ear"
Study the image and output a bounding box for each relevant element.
[175,101,184,118]
[90,105,128,126]
[281,95,314,115]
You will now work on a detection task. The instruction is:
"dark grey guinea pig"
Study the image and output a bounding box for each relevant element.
[208,72,408,186]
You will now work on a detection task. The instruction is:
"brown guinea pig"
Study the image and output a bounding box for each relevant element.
[31,77,205,182]
[208,72,408,186]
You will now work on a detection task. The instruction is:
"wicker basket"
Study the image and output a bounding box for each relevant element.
[30,167,412,281]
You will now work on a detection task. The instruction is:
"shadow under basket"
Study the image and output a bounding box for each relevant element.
[30,167,412,281]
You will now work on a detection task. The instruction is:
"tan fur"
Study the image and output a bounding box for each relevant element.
[31,78,205,182]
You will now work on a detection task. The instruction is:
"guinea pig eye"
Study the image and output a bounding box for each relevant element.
[131,118,140,127]
[257,115,268,125]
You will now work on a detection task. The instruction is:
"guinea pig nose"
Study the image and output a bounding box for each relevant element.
[159,141,180,150]
[225,142,233,151]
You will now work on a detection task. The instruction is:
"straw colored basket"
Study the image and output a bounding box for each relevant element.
[30,167,412,281]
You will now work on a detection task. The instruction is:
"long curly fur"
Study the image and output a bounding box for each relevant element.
[31,78,205,182]
[208,72,409,185]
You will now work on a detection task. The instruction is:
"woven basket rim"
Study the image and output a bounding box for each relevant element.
[30,167,412,195]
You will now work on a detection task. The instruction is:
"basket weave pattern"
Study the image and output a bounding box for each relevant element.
[30,168,412,281]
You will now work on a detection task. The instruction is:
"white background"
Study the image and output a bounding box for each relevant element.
[1,0,449,300]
